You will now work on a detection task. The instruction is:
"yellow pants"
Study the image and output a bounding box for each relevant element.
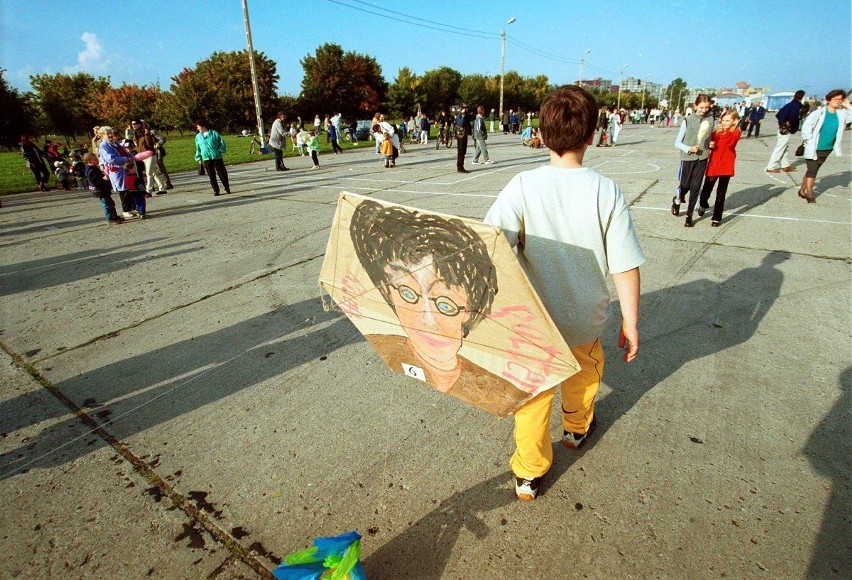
[510,339,604,478]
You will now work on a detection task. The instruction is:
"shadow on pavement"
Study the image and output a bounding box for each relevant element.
[0,297,360,479]
[0,238,197,297]
[363,251,790,577]
[803,366,851,577]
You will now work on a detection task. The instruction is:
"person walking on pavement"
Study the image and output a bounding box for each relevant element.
[456,104,473,173]
[194,119,231,196]
[472,106,494,165]
[766,90,805,173]
[20,134,51,192]
[797,89,852,202]
[268,112,290,171]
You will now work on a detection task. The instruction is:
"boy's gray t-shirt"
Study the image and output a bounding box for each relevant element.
[484,165,645,347]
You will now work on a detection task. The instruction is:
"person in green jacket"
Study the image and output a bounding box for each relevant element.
[194,119,231,196]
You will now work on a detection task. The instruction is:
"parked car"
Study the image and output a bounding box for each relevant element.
[351,119,372,141]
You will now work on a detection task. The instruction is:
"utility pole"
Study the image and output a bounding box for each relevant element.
[242,0,265,143]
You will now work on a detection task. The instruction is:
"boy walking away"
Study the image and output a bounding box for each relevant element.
[485,85,645,501]
[83,153,124,225]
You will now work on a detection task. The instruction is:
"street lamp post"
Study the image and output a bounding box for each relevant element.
[616,63,628,110]
[578,49,591,86]
[499,17,516,119]
[241,0,265,144]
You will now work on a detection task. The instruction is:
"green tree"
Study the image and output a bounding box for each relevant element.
[419,66,462,116]
[0,69,35,148]
[518,74,551,112]
[299,43,388,119]
[500,70,525,112]
[458,74,492,111]
[664,78,688,112]
[169,50,279,132]
[387,67,424,118]
[29,72,110,141]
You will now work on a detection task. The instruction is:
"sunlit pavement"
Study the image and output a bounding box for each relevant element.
[1,123,849,578]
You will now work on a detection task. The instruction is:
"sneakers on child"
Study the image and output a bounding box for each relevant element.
[515,475,543,501]
[562,415,597,449]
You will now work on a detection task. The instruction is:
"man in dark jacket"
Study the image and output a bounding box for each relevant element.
[765,90,805,173]
[746,101,766,138]
[455,104,473,173]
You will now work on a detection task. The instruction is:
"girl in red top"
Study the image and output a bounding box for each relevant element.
[686,110,741,227]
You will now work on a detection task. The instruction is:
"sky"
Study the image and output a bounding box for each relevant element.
[2,0,850,101]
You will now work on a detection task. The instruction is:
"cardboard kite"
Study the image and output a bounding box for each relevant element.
[319,193,580,418]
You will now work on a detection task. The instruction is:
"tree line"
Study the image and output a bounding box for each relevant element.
[0,42,670,149]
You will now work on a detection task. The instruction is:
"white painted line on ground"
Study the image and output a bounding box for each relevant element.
[632,205,851,225]
[317,185,498,198]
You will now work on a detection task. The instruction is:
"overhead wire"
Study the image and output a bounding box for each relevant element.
[324,0,498,40]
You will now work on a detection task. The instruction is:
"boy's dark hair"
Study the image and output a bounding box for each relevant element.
[194,118,207,127]
[825,88,847,101]
[539,85,597,156]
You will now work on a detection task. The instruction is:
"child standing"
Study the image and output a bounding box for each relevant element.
[54,161,71,190]
[379,131,394,168]
[123,161,148,218]
[686,110,741,227]
[485,85,645,501]
[83,152,123,225]
[307,129,321,170]
[671,94,714,216]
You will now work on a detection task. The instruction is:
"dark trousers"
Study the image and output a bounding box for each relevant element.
[311,150,319,167]
[30,163,50,187]
[156,155,172,186]
[119,191,146,214]
[690,175,731,221]
[203,158,230,194]
[272,146,286,170]
[747,121,761,137]
[331,138,343,154]
[119,190,134,212]
[98,194,119,220]
[456,136,468,170]
[677,158,707,205]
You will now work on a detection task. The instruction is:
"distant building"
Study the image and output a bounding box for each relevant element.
[579,77,612,92]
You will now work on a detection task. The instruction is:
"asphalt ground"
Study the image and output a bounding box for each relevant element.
[1,121,849,579]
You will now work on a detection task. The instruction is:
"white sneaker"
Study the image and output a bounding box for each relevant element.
[122,212,134,218]
[484,160,494,164]
[472,161,481,165]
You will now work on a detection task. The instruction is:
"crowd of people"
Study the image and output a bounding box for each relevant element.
[16,87,850,227]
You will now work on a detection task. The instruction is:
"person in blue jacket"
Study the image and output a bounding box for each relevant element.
[746,101,766,138]
[765,90,805,173]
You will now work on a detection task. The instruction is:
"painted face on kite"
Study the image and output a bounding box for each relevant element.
[384,255,469,371]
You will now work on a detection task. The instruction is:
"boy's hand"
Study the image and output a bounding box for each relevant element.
[618,324,639,363]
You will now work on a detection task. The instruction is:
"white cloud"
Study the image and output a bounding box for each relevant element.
[77,32,105,69]
[62,32,111,75]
